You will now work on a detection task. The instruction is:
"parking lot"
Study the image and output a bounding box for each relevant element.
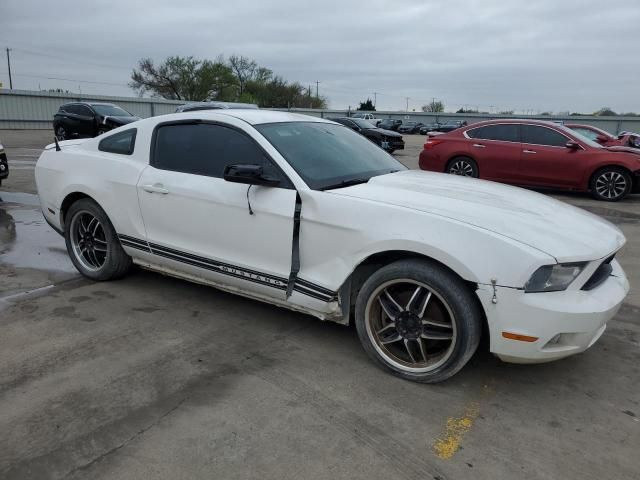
[1,129,639,480]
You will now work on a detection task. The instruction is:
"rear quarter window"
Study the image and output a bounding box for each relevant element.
[98,129,137,155]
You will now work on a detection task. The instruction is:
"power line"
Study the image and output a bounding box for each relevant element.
[13,72,128,87]
[10,46,132,71]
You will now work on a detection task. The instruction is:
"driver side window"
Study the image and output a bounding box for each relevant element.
[151,123,291,187]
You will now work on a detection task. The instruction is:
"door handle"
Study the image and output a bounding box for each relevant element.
[523,149,537,154]
[472,143,486,148]
[142,183,169,194]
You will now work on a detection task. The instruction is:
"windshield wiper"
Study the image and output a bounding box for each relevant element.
[320,177,370,191]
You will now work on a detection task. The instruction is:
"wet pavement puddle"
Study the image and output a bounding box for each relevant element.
[1,191,78,299]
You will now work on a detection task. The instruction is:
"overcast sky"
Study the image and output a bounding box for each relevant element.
[1,0,638,113]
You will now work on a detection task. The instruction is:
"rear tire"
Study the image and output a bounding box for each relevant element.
[64,198,132,281]
[589,167,631,202]
[355,259,482,383]
[447,157,479,178]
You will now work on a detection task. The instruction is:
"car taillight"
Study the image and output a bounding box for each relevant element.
[424,139,444,149]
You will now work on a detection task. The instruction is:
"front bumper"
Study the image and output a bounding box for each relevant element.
[477,259,629,364]
[0,150,9,180]
[381,139,404,151]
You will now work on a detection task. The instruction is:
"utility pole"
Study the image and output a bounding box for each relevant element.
[5,48,13,89]
[405,97,410,112]
[315,80,320,98]
[373,92,378,108]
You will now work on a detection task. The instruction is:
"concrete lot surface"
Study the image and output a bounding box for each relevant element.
[1,129,639,480]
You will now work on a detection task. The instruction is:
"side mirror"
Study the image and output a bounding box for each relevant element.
[565,141,581,150]
[223,164,280,187]
[595,134,609,144]
[353,126,361,132]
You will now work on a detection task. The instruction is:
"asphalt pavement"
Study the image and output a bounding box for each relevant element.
[1,129,638,480]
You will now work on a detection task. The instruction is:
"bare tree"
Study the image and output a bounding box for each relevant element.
[228,54,265,96]
[421,100,445,113]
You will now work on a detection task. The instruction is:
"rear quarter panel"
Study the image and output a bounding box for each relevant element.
[419,136,471,173]
[36,134,149,239]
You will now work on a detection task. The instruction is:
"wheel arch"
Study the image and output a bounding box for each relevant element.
[587,164,635,191]
[59,191,98,229]
[338,249,489,344]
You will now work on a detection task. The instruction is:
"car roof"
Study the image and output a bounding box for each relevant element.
[176,101,259,112]
[466,119,568,128]
[160,109,335,126]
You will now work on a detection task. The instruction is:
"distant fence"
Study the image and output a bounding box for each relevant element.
[2,88,639,134]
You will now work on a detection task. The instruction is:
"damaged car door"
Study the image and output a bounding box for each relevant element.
[136,120,297,300]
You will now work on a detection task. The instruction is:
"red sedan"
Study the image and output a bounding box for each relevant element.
[565,123,640,149]
[419,119,640,201]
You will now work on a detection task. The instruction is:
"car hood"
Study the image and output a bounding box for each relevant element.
[371,128,402,137]
[101,115,140,125]
[604,145,640,155]
[333,170,625,262]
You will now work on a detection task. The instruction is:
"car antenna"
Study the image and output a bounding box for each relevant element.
[54,136,61,152]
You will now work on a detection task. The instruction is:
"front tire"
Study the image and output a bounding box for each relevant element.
[64,198,132,280]
[447,157,479,178]
[355,259,482,383]
[590,167,631,201]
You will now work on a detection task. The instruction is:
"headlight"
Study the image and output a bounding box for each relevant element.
[524,262,587,292]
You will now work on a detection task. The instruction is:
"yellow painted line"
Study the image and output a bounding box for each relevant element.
[432,402,480,460]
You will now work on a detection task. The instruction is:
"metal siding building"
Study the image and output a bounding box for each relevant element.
[1,89,639,134]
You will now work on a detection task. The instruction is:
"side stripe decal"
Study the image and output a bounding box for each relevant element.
[117,234,336,301]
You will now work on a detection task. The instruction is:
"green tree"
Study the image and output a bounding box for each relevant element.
[594,107,617,116]
[422,100,445,113]
[357,98,376,111]
[130,56,236,101]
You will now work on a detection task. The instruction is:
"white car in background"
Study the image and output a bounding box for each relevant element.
[35,111,629,382]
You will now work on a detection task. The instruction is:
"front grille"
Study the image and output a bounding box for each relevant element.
[581,255,614,291]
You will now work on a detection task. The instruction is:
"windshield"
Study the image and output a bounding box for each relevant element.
[256,122,406,190]
[91,104,132,117]
[558,125,602,148]
[351,118,376,129]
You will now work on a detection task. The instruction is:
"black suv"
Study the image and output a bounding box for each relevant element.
[53,103,140,140]
[331,118,404,153]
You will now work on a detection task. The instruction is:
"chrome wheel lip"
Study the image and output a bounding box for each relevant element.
[69,210,108,272]
[364,278,457,374]
[595,171,626,199]
[449,160,474,176]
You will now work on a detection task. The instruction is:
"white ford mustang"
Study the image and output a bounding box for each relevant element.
[35,110,629,382]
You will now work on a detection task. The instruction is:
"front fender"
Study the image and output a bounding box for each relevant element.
[297,190,554,294]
